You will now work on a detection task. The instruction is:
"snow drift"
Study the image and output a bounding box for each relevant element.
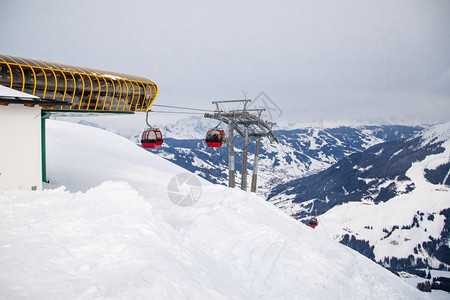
[0,120,425,299]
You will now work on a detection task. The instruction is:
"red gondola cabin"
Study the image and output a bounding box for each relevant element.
[141,129,163,148]
[309,217,318,228]
[205,129,226,147]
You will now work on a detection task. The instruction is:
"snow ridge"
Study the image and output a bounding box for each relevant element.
[0,120,425,299]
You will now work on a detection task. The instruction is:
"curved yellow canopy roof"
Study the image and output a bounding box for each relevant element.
[0,54,158,112]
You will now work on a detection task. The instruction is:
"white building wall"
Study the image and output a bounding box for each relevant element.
[0,104,42,190]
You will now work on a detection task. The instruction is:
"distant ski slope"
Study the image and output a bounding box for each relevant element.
[269,123,450,280]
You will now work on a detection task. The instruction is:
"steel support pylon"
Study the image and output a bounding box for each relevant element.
[251,137,261,193]
[228,118,235,188]
[204,98,278,193]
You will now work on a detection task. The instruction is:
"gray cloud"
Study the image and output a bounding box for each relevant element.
[1,0,449,124]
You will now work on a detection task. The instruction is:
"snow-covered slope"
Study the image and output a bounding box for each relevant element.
[269,123,450,288]
[320,124,450,267]
[0,120,425,299]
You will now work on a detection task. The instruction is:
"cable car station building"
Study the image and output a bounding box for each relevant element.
[0,54,158,191]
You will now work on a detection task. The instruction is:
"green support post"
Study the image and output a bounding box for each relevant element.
[41,111,51,183]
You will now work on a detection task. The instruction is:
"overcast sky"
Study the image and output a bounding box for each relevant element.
[1,0,449,125]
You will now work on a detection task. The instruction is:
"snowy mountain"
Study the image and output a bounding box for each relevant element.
[134,116,423,195]
[268,123,450,291]
[0,120,428,299]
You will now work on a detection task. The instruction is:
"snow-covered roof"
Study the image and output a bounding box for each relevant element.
[0,84,67,107]
[0,84,39,99]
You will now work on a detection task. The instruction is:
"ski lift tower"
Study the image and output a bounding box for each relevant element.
[204,98,278,192]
